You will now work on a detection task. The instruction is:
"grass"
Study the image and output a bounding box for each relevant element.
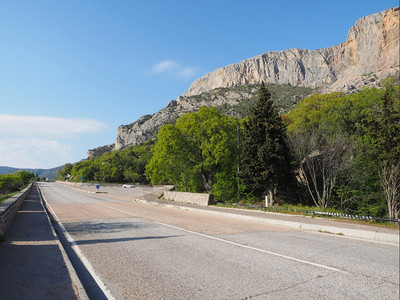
[214,202,399,229]
[0,191,19,204]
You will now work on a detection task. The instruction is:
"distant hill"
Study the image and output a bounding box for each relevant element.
[0,166,63,181]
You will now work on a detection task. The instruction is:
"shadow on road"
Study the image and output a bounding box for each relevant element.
[75,235,182,245]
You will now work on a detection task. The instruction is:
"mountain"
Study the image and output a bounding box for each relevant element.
[184,7,399,96]
[0,166,63,181]
[91,7,399,155]
[113,83,314,150]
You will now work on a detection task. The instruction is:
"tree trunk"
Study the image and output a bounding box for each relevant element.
[268,188,274,206]
[198,168,213,193]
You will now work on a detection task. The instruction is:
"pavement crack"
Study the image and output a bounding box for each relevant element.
[239,274,327,299]
[305,245,344,261]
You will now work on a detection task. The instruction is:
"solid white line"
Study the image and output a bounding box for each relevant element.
[40,190,89,300]
[307,228,400,247]
[103,204,345,273]
[40,188,116,300]
[103,205,139,217]
[155,221,345,273]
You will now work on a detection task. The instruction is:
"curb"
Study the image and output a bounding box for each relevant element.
[38,185,89,300]
[135,199,399,245]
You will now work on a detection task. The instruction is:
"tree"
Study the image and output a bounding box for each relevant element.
[66,141,154,183]
[380,161,400,219]
[146,107,239,201]
[56,163,73,180]
[146,124,197,191]
[286,81,399,216]
[288,129,353,208]
[0,171,34,194]
[363,81,400,218]
[240,83,293,205]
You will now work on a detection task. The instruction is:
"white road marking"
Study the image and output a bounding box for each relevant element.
[307,229,400,247]
[103,205,139,217]
[104,204,345,273]
[40,191,116,300]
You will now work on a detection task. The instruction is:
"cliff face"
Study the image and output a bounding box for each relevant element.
[102,7,399,154]
[184,7,399,96]
[114,86,259,150]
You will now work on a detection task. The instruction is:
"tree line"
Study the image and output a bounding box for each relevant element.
[58,79,399,219]
[0,171,36,201]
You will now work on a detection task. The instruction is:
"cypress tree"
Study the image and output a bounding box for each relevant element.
[240,83,292,205]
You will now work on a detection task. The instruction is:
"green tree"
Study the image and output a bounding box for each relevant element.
[146,107,239,201]
[0,171,34,195]
[56,163,73,180]
[286,83,398,217]
[240,83,293,205]
[362,80,400,218]
[66,141,154,183]
[146,124,195,190]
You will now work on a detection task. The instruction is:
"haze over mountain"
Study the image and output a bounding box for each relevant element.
[88,7,398,156]
[0,166,62,181]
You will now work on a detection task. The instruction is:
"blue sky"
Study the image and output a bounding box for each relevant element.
[0,0,397,169]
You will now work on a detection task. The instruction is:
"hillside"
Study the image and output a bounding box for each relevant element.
[90,7,399,155]
[0,166,63,181]
[113,83,315,150]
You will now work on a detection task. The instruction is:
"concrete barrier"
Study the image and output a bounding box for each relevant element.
[0,183,33,241]
[163,191,211,206]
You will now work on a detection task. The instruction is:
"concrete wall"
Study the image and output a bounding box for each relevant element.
[163,191,211,206]
[0,183,33,240]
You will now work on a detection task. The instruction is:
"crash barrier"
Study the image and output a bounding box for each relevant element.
[0,183,33,240]
[163,191,212,206]
[306,211,400,223]
[219,202,399,224]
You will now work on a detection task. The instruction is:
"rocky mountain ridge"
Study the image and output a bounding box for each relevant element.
[89,7,399,156]
[184,7,399,96]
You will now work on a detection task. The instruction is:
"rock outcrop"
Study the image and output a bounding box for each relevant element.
[114,86,259,150]
[87,144,115,158]
[113,84,314,150]
[184,7,399,96]
[93,7,399,154]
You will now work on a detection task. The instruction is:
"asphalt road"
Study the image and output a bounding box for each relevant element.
[39,182,399,300]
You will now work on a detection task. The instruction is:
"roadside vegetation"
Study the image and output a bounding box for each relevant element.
[56,78,400,220]
[56,140,154,184]
[0,171,36,203]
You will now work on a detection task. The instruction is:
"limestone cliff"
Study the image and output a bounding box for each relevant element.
[90,7,399,155]
[184,7,399,96]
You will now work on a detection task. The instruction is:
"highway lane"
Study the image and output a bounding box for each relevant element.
[38,182,399,299]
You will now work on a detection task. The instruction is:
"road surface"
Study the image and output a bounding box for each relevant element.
[39,182,399,299]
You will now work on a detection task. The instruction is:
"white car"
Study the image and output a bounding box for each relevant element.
[122,184,135,188]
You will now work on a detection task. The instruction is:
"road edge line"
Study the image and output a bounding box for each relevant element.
[38,183,115,300]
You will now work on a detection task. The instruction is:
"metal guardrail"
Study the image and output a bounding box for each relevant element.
[218,202,400,223]
[305,211,400,223]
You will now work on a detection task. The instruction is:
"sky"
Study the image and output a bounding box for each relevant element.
[0,0,398,169]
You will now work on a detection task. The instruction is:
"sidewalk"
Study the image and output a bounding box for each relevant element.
[0,185,79,300]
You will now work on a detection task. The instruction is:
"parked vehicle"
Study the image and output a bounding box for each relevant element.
[122,184,135,188]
